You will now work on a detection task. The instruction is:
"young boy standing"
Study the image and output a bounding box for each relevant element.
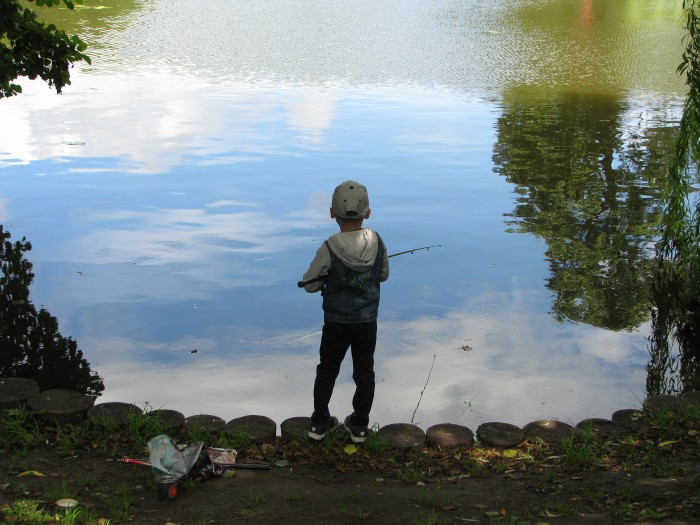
[302,180,389,443]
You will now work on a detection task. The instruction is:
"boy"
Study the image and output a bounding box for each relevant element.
[302,180,389,443]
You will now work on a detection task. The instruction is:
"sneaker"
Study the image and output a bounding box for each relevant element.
[343,416,368,444]
[308,416,338,442]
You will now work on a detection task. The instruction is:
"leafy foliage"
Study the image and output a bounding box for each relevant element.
[648,0,700,395]
[0,225,104,397]
[0,0,90,98]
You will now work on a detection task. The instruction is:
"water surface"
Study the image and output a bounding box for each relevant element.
[0,0,687,428]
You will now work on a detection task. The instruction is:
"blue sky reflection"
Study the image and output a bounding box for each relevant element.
[0,0,682,430]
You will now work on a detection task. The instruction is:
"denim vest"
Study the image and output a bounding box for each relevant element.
[321,235,386,323]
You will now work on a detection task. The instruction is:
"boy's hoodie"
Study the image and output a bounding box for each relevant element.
[303,228,389,293]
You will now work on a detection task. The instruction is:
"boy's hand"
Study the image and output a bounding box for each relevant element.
[298,274,328,288]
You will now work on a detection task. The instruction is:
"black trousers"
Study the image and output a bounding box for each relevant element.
[311,320,377,427]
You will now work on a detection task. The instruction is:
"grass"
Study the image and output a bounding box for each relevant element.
[0,408,43,451]
[101,493,135,522]
[542,500,576,517]
[123,405,173,447]
[226,426,252,450]
[0,500,53,524]
[316,422,347,449]
[615,481,636,501]
[413,509,442,525]
[398,464,423,483]
[240,488,265,507]
[238,488,266,519]
[284,489,308,502]
[0,499,104,525]
[54,423,91,455]
[341,504,372,520]
[185,424,210,444]
[416,491,459,511]
[192,510,216,525]
[640,439,686,477]
[348,488,363,502]
[559,421,606,469]
[44,480,72,502]
[456,455,490,478]
[584,488,606,506]
[364,424,390,455]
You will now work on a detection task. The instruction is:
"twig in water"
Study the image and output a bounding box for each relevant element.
[411,354,436,424]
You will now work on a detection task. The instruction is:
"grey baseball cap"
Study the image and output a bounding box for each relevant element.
[332,180,370,219]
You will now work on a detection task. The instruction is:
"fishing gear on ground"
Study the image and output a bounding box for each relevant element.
[118,435,271,483]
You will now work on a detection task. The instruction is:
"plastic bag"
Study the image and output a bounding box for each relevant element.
[148,435,216,480]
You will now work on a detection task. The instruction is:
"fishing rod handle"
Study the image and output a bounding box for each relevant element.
[297,274,328,287]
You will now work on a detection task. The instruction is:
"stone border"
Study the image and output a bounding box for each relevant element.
[1,379,697,450]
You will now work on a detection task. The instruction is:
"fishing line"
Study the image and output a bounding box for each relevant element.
[411,354,436,424]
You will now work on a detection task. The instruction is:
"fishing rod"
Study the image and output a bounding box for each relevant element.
[297,244,440,288]
[117,457,272,470]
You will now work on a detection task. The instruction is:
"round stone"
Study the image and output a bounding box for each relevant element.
[184,414,225,434]
[226,415,277,444]
[681,390,700,407]
[643,395,682,413]
[27,388,94,425]
[575,418,626,436]
[88,402,142,427]
[144,409,185,432]
[426,423,474,449]
[476,422,524,448]
[611,409,648,431]
[0,377,40,410]
[280,416,311,442]
[523,419,575,442]
[378,423,425,450]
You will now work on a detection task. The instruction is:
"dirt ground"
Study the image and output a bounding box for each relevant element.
[1,423,699,525]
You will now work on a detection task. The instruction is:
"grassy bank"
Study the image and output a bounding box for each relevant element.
[1,402,699,524]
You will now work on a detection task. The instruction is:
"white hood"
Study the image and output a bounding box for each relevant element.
[326,228,379,272]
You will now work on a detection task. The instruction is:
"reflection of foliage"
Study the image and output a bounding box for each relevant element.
[493,91,675,330]
[647,0,700,395]
[0,225,104,397]
[0,0,90,98]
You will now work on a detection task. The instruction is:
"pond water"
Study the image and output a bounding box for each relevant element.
[0,0,687,429]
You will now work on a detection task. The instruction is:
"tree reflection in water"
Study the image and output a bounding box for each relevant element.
[647,1,700,396]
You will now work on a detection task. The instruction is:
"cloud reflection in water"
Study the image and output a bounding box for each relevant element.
[90,284,648,430]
